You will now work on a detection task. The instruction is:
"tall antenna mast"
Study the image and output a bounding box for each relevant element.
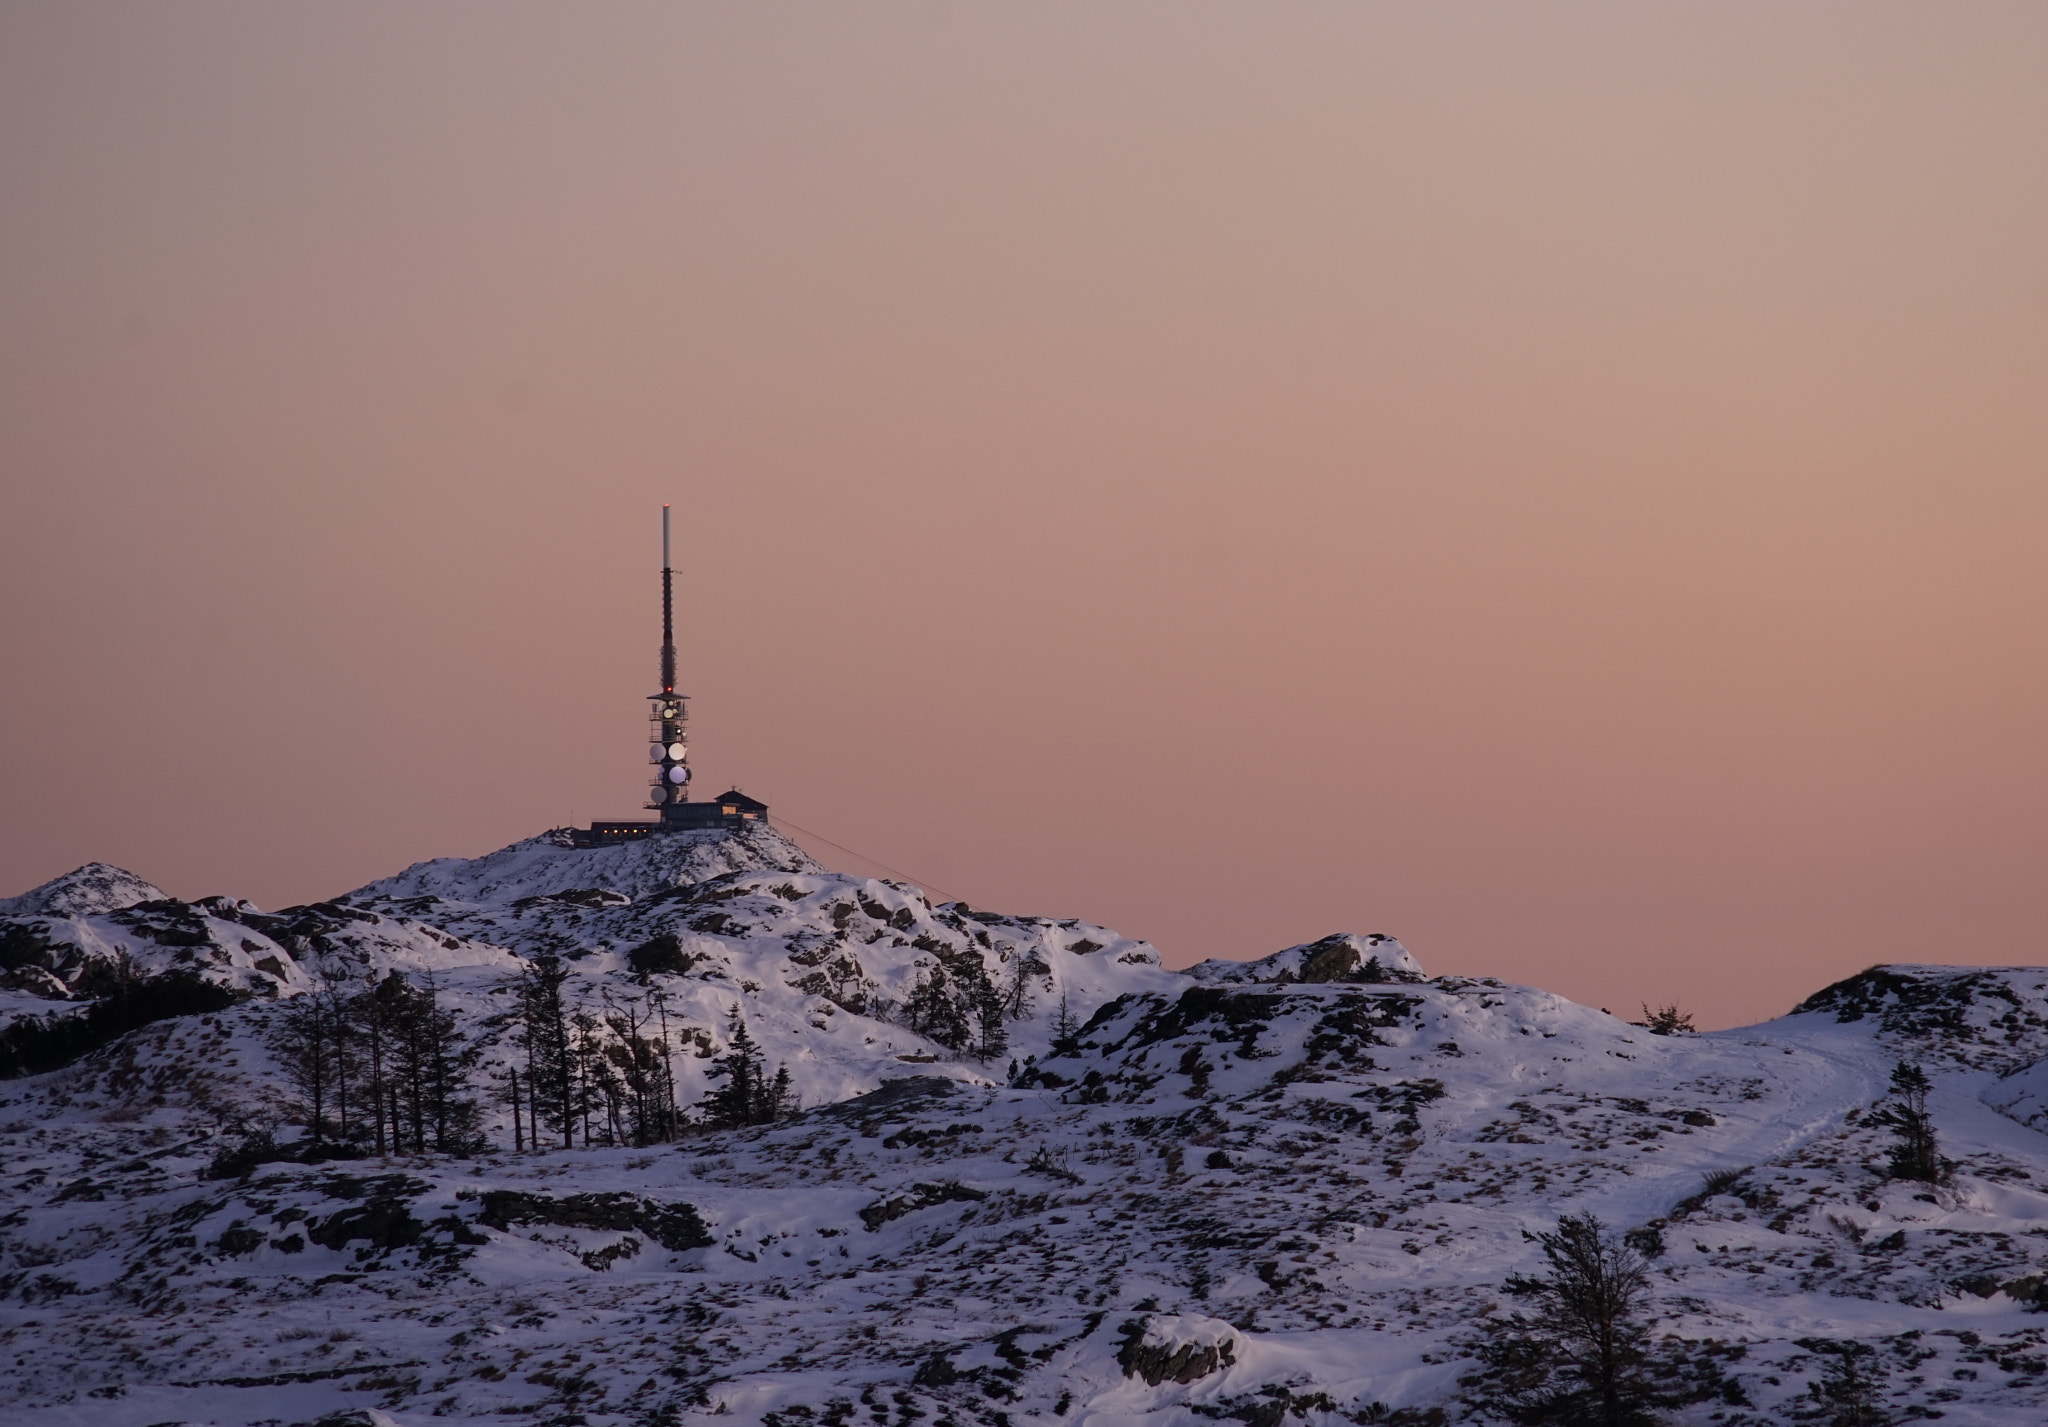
[660,504,676,695]
[646,505,692,818]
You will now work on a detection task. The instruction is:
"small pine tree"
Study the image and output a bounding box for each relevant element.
[1810,1344,1887,1427]
[1634,1004,1696,1036]
[368,971,480,1155]
[1480,1213,1660,1427]
[269,989,342,1143]
[904,965,973,1052]
[974,980,1008,1062]
[702,1010,766,1129]
[1050,992,1081,1055]
[603,995,673,1146]
[761,1063,795,1122]
[1002,954,1037,1020]
[1871,1061,1938,1182]
[515,953,575,1149]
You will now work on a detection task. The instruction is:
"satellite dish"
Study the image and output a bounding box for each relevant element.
[667,742,687,761]
[648,745,664,763]
[667,766,688,784]
[679,765,693,781]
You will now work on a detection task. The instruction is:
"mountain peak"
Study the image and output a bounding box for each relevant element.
[0,861,168,919]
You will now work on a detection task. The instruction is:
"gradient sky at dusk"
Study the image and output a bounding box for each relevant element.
[5,4,2046,1028]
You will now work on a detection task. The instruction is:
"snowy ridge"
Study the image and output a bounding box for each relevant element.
[1,826,1174,1125]
[3,833,2048,1426]
[1185,931,1426,986]
[1786,962,2048,1072]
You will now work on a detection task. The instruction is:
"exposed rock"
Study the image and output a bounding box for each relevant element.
[822,1075,960,1120]
[475,1190,711,1252]
[1116,1313,1240,1386]
[307,1197,423,1252]
[1187,933,1426,986]
[0,964,70,1000]
[859,1179,987,1231]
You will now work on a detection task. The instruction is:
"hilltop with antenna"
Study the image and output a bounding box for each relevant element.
[4,822,2048,1425]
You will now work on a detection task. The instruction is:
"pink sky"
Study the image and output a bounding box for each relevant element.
[4,4,2047,1028]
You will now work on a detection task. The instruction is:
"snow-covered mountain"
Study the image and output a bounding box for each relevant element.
[3,828,2048,1427]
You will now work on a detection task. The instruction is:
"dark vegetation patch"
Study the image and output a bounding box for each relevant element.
[307,1196,424,1252]
[626,932,699,977]
[0,969,239,1078]
[476,1190,713,1251]
[205,1131,369,1181]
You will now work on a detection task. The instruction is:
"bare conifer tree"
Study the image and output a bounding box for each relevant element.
[974,979,1008,1062]
[515,953,575,1149]
[1051,992,1081,1054]
[1872,1061,1939,1183]
[268,991,340,1143]
[1001,953,1036,1020]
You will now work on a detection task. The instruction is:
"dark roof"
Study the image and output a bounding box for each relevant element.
[714,789,768,812]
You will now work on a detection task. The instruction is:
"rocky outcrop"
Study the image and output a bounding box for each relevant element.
[476,1190,712,1252]
[1116,1314,1240,1386]
[1187,933,1425,986]
[859,1180,987,1231]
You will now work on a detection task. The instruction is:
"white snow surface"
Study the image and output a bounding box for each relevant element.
[350,823,825,908]
[3,833,2048,1426]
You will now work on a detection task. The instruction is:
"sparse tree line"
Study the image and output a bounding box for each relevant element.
[889,947,1047,1062]
[265,951,814,1156]
[267,969,484,1155]
[267,937,1071,1155]
[503,952,794,1145]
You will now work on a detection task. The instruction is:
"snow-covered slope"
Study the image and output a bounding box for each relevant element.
[4,832,2048,1427]
[351,822,825,909]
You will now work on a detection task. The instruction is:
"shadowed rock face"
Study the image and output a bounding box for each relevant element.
[1118,1315,1240,1386]
[307,1197,424,1252]
[476,1190,712,1252]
